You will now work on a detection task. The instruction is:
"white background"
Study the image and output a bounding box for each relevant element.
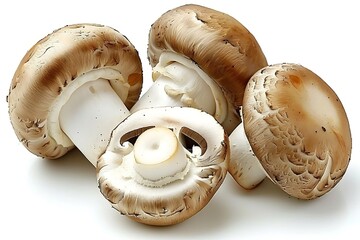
[1,0,359,239]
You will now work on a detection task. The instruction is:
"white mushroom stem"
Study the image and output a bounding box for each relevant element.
[130,52,228,124]
[133,127,188,184]
[229,120,267,189]
[59,77,130,166]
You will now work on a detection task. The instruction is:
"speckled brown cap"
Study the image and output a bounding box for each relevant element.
[8,23,143,159]
[148,4,268,108]
[242,63,352,199]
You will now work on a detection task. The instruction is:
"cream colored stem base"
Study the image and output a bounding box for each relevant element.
[229,122,266,189]
[60,79,129,166]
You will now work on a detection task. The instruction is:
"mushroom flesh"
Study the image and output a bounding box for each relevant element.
[97,106,229,225]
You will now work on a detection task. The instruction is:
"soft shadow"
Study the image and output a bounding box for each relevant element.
[98,176,234,237]
[30,149,233,236]
[29,151,353,236]
[29,150,232,236]
[98,174,350,236]
[227,174,349,223]
[28,148,98,201]
[30,148,95,178]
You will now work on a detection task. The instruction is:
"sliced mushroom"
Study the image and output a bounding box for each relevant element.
[131,4,267,133]
[8,23,143,165]
[97,107,229,225]
[229,63,352,199]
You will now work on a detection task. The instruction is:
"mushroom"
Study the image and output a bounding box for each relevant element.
[229,63,352,199]
[97,106,229,226]
[8,23,143,165]
[130,4,267,133]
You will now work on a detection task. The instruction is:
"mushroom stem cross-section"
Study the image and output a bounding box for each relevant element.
[133,127,189,184]
[97,107,229,226]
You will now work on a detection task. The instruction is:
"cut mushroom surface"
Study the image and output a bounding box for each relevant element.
[230,63,352,199]
[8,23,143,162]
[131,4,268,133]
[97,107,229,225]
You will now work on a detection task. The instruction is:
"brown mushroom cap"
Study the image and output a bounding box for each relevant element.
[97,107,229,226]
[242,63,352,199]
[148,4,268,108]
[8,23,143,159]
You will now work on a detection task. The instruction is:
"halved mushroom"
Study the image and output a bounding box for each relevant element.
[229,63,352,199]
[8,23,143,165]
[97,107,229,226]
[131,4,267,133]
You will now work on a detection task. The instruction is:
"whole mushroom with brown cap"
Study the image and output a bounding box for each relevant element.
[131,4,267,133]
[229,63,352,199]
[8,23,143,165]
[97,106,229,226]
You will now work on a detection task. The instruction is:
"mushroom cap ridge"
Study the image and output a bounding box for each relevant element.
[97,107,229,226]
[243,63,352,199]
[148,4,268,108]
[8,23,143,159]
